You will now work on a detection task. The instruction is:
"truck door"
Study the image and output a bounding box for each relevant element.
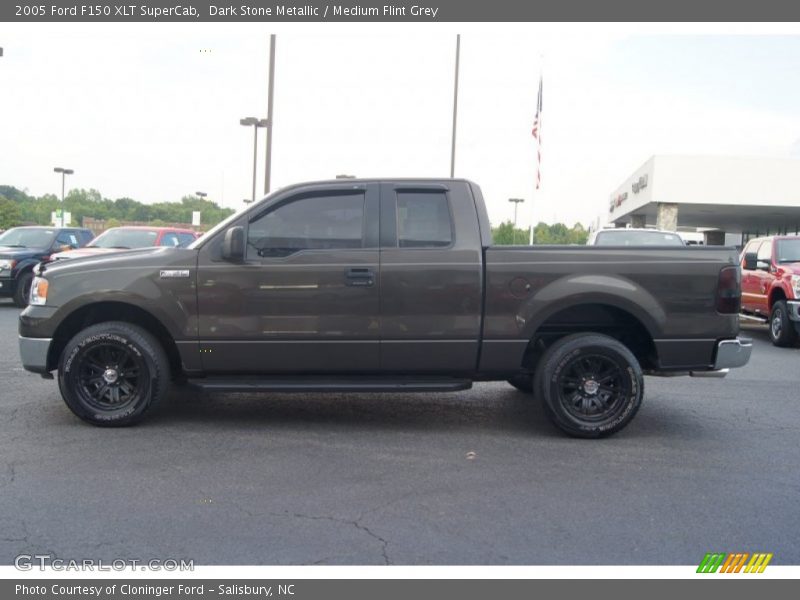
[740,240,761,312]
[753,241,775,315]
[195,184,381,373]
[378,182,483,373]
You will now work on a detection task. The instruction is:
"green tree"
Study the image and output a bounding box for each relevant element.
[0,195,22,229]
[491,220,529,245]
[0,183,235,228]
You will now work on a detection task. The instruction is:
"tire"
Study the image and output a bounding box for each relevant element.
[57,321,170,426]
[507,374,534,394]
[769,300,797,347]
[13,271,33,308]
[534,333,644,438]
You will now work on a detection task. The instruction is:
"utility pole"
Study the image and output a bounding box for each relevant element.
[264,34,276,195]
[449,34,460,178]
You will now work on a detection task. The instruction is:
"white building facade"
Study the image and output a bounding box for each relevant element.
[607,155,800,245]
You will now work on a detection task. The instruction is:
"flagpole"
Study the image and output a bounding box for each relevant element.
[530,59,543,245]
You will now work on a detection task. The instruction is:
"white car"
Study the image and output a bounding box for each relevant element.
[587,228,685,246]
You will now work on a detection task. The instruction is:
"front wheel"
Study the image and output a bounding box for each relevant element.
[769,300,797,347]
[534,333,644,438]
[58,321,170,426]
[12,271,33,308]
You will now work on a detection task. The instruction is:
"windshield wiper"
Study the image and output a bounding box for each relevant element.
[0,244,26,248]
[105,245,131,249]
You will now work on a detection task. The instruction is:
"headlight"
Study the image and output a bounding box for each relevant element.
[29,277,49,306]
[0,259,16,271]
[792,275,800,298]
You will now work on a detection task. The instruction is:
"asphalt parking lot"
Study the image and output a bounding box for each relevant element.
[1,301,798,566]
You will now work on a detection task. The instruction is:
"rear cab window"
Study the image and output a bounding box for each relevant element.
[395,191,454,248]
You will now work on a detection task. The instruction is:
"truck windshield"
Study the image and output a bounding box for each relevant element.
[776,239,800,263]
[594,230,684,246]
[0,227,57,248]
[90,229,159,249]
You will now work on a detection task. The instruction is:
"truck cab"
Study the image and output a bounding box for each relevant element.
[740,235,800,346]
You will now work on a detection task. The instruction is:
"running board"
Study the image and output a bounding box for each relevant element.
[186,377,473,393]
[739,313,768,323]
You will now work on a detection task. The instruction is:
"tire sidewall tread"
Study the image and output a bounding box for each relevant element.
[57,321,169,426]
[534,333,644,438]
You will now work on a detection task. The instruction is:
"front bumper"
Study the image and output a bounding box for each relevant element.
[19,336,53,374]
[786,300,800,322]
[0,277,16,297]
[713,337,753,370]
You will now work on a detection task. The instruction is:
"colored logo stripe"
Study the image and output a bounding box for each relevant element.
[697,552,773,573]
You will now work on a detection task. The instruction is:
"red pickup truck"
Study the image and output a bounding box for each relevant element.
[741,235,800,346]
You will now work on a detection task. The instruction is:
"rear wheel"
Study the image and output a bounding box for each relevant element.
[534,333,644,438]
[12,271,33,308]
[769,300,797,347]
[58,321,170,426]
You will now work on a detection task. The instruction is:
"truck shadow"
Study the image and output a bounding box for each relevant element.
[155,385,564,438]
[148,385,692,439]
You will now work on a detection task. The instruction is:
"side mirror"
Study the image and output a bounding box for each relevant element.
[222,226,244,262]
[743,252,757,271]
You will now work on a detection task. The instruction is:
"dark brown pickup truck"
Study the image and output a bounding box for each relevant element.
[19,179,751,436]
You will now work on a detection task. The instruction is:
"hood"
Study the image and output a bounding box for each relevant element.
[52,246,131,261]
[779,262,800,275]
[39,246,191,276]
[0,246,48,259]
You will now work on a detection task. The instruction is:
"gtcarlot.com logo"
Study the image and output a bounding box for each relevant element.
[697,552,773,573]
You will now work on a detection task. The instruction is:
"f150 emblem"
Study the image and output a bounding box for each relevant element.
[159,269,190,279]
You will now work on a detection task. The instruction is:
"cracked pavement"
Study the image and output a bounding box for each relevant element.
[1,304,798,565]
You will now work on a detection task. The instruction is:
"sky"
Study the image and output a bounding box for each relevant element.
[1,24,800,230]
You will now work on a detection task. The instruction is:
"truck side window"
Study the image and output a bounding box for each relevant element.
[247,192,365,258]
[177,233,196,247]
[396,191,453,248]
[55,232,78,249]
[757,241,772,263]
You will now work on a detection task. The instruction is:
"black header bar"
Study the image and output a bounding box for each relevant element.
[4,0,800,22]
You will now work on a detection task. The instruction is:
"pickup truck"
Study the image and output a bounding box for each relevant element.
[740,235,800,346]
[18,179,752,437]
[0,226,94,307]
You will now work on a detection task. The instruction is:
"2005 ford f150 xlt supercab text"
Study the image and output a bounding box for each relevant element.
[18,179,752,437]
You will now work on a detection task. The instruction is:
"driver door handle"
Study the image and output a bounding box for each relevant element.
[345,267,375,287]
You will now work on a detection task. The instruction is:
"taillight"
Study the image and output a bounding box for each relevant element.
[716,266,741,314]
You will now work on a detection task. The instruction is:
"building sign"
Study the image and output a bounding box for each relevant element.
[632,174,649,194]
[609,192,628,212]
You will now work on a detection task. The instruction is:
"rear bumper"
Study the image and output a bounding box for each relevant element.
[19,336,52,374]
[713,337,752,370]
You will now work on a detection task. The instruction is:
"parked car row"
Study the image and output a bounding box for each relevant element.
[0,226,200,307]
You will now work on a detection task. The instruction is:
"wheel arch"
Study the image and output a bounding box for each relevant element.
[768,285,787,310]
[520,300,659,372]
[48,301,183,376]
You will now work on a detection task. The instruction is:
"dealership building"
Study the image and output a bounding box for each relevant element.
[606,155,800,245]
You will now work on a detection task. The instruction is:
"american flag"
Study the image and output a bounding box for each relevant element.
[531,75,543,189]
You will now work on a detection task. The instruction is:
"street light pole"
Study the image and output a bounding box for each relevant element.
[509,198,525,244]
[53,167,74,227]
[240,117,268,203]
[264,34,276,195]
[449,34,460,179]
